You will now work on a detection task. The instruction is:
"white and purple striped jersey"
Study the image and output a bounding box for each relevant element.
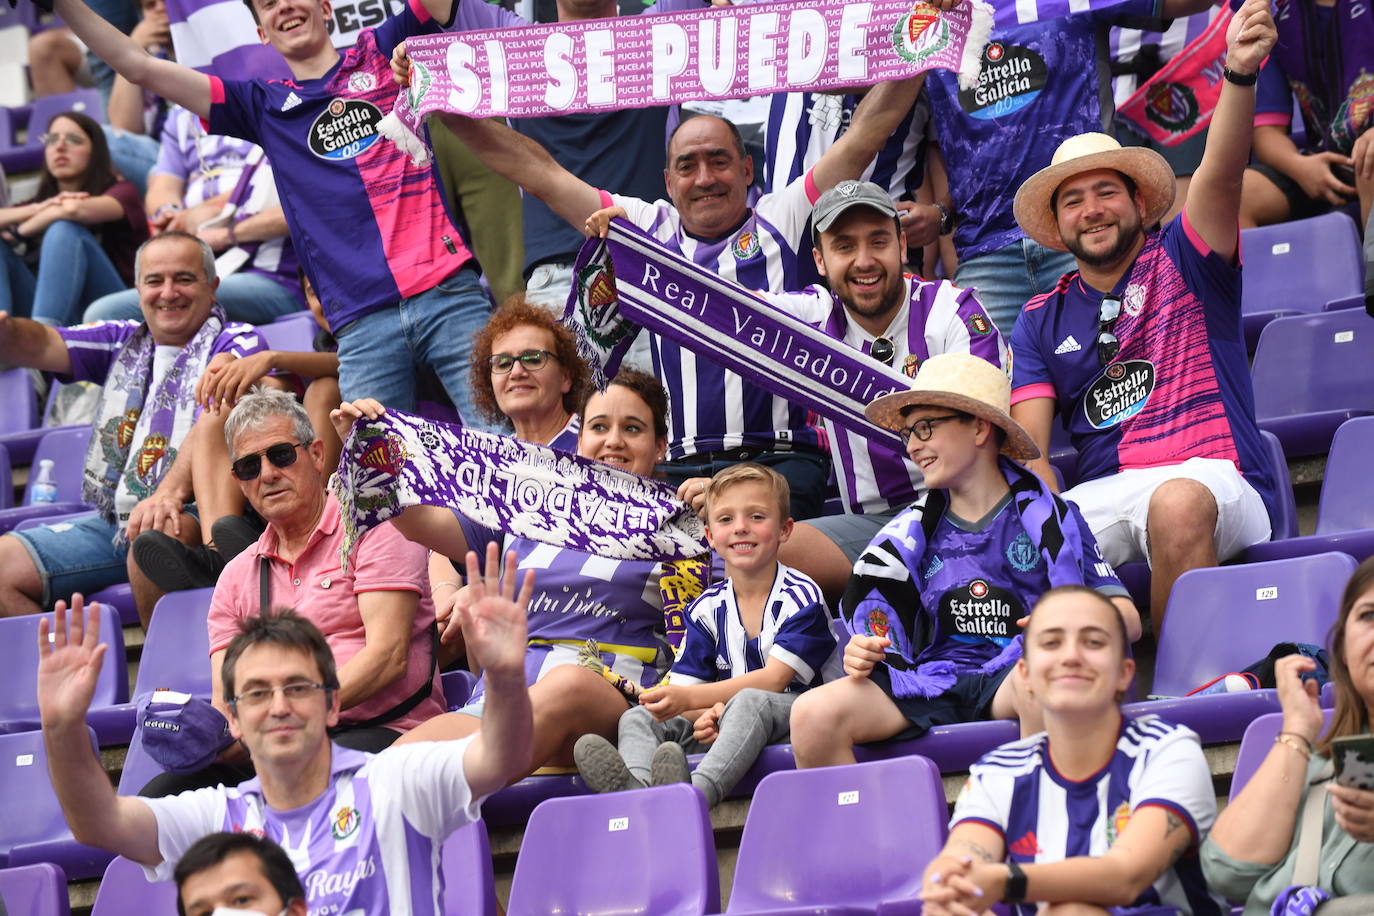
[606,178,826,460]
[764,91,930,203]
[140,741,484,915]
[952,715,1226,916]
[671,563,842,691]
[760,277,1006,515]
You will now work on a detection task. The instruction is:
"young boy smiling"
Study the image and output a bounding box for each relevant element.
[574,463,840,806]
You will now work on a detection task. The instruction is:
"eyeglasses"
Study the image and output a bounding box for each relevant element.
[40,132,89,148]
[488,349,555,374]
[1096,294,1122,367]
[897,414,965,444]
[230,441,309,481]
[870,336,896,366]
[230,682,330,709]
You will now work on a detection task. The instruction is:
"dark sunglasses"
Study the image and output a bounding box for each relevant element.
[1096,294,1122,367]
[870,336,896,366]
[488,349,555,374]
[231,441,309,481]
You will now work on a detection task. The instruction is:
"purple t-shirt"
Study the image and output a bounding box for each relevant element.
[1009,213,1278,521]
[207,0,474,333]
[927,0,1157,261]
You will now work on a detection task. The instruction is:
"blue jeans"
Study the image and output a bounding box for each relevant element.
[954,238,1077,339]
[0,240,37,319]
[25,221,129,327]
[84,271,305,325]
[104,128,160,198]
[9,511,128,608]
[660,449,831,521]
[334,267,493,425]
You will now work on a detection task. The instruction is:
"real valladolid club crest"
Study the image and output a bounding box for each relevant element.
[406,59,433,111]
[1144,80,1200,136]
[892,1,951,65]
[577,259,634,349]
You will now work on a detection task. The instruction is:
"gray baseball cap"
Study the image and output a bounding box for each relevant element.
[812,180,899,238]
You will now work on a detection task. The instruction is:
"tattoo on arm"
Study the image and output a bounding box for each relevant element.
[1164,811,1189,864]
[958,839,995,863]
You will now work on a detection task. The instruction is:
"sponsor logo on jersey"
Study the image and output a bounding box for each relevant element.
[958,43,1048,119]
[281,91,303,112]
[939,580,1022,640]
[1083,359,1155,429]
[1054,334,1081,355]
[308,98,384,161]
[1009,830,1043,856]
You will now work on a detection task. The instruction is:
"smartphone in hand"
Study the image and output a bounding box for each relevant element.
[1332,735,1374,789]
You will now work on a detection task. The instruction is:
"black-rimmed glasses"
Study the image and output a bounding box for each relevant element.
[897,414,964,444]
[1097,294,1122,367]
[230,441,309,481]
[488,349,555,374]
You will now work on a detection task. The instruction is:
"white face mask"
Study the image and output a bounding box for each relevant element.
[209,908,287,916]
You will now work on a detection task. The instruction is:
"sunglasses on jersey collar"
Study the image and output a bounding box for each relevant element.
[870,336,896,366]
[231,442,310,481]
[1097,294,1123,367]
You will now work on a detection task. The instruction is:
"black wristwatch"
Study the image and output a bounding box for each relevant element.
[932,201,954,236]
[1223,66,1258,86]
[1003,860,1028,904]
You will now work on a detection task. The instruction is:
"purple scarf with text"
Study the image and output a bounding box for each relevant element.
[331,411,708,569]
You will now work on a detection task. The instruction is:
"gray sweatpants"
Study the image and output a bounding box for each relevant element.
[618,687,796,807]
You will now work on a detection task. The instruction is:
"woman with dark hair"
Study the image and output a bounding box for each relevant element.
[0,110,148,325]
[331,369,676,780]
[1202,557,1374,914]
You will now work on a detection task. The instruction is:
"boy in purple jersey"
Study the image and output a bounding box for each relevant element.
[574,463,840,807]
[392,39,944,520]
[789,355,1139,769]
[36,549,532,916]
[920,587,1224,916]
[52,0,493,424]
[1008,0,1279,633]
[607,179,1006,605]
[0,232,265,620]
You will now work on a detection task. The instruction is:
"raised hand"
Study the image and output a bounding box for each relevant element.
[458,543,532,678]
[37,595,109,730]
[391,41,412,87]
[583,205,628,239]
[1224,0,1277,77]
[1274,653,1324,745]
[329,398,387,445]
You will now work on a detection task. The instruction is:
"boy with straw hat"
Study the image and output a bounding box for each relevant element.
[789,353,1139,767]
[1007,0,1279,634]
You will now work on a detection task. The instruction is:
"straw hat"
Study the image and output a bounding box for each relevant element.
[1012,132,1176,252]
[865,353,1040,461]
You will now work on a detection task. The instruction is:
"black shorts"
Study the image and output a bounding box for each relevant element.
[869,663,1015,742]
[1249,160,1355,222]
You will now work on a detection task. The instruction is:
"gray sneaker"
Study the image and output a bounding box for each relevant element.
[649,741,692,787]
[574,734,644,793]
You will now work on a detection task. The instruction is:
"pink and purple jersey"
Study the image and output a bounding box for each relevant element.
[1009,213,1277,521]
[140,741,483,915]
[763,276,1005,514]
[207,0,474,333]
[609,179,826,460]
[953,715,1225,915]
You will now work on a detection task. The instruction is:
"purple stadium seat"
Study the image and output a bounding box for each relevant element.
[1240,212,1366,350]
[90,856,178,916]
[1140,552,1355,741]
[0,862,70,916]
[1,727,116,878]
[1251,310,1374,456]
[0,368,38,437]
[0,603,126,734]
[1230,710,1334,801]
[0,444,9,511]
[1246,416,1374,564]
[0,426,94,534]
[727,756,945,915]
[87,587,215,745]
[480,773,591,827]
[441,820,498,916]
[442,669,477,711]
[506,784,719,916]
[116,727,165,796]
[258,313,317,352]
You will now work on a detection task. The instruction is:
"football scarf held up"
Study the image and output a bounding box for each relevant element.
[380,0,992,160]
[331,410,708,569]
[563,220,915,454]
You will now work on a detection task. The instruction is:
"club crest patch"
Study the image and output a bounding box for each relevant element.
[892,2,951,65]
[332,805,360,839]
[732,230,761,261]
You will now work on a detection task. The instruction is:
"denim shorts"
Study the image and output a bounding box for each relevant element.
[10,511,129,607]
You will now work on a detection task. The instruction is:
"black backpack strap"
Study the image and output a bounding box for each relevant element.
[259,556,271,615]
[335,624,441,732]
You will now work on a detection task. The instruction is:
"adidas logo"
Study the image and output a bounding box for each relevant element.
[1009,831,1043,857]
[1054,335,1081,355]
[281,91,303,112]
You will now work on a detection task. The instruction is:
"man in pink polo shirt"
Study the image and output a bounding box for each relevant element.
[139,386,443,796]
